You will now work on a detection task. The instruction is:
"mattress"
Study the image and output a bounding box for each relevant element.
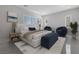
[21,30,52,47]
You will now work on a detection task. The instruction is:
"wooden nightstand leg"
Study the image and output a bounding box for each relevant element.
[11,37,13,41]
[9,37,14,42]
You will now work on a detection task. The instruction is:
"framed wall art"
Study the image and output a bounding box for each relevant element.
[7,12,18,22]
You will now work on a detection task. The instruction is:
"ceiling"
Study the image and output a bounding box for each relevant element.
[18,5,79,16]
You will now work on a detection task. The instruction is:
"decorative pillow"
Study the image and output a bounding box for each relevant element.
[29,27,36,31]
[44,26,52,31]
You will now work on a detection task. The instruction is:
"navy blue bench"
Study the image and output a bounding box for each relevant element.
[41,32,58,49]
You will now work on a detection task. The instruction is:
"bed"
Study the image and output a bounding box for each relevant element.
[15,23,52,47]
[21,30,52,47]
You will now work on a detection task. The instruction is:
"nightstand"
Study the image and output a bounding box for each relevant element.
[9,32,21,42]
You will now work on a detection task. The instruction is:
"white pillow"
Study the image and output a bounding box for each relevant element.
[20,26,28,35]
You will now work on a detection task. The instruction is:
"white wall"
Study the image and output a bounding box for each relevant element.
[0,5,41,38]
[43,7,79,30]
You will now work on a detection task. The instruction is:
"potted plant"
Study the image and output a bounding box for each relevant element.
[70,21,78,40]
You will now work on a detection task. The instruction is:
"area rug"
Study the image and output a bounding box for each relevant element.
[14,37,65,54]
[14,41,49,54]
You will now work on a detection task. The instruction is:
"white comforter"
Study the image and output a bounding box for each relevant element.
[21,30,52,47]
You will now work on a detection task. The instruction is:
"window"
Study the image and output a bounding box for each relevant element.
[23,16,38,26]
